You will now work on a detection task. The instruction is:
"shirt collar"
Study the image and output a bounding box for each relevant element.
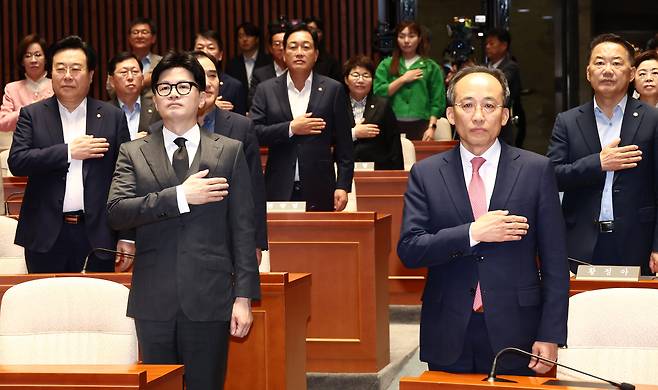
[594,94,628,116]
[57,97,87,116]
[286,71,313,92]
[25,73,48,89]
[244,49,258,62]
[118,96,141,113]
[162,123,201,148]
[274,62,286,76]
[459,138,502,167]
[350,95,368,107]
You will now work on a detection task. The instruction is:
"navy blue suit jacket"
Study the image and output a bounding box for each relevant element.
[398,142,569,368]
[547,98,658,275]
[9,96,130,252]
[219,73,247,116]
[250,73,354,211]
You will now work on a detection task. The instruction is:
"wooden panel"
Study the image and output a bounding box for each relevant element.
[569,277,658,296]
[0,0,378,100]
[0,272,311,390]
[267,212,390,373]
[412,141,459,162]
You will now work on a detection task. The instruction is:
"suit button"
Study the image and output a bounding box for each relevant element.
[469,288,476,296]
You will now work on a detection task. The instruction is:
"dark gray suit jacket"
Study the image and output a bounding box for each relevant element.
[107,127,260,321]
[547,97,658,275]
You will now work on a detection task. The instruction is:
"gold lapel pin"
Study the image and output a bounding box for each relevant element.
[96,113,101,118]
[633,112,638,117]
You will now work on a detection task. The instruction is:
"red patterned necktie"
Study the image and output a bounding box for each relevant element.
[468,156,486,311]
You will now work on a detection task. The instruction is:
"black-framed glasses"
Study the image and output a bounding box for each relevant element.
[155,81,199,97]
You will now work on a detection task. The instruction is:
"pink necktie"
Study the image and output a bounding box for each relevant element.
[468,157,486,311]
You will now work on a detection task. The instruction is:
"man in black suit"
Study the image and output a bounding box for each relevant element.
[485,29,526,147]
[9,35,131,273]
[107,51,259,389]
[250,24,354,211]
[195,50,268,263]
[248,22,288,107]
[225,22,272,107]
[107,52,160,139]
[547,33,658,275]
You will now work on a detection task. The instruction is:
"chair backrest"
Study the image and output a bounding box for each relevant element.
[0,257,27,274]
[555,288,658,385]
[0,216,22,257]
[0,277,138,364]
[566,288,658,348]
[400,135,416,171]
[432,117,453,141]
[0,149,13,177]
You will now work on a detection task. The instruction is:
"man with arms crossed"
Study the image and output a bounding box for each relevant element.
[547,34,658,275]
[398,66,569,374]
[107,51,259,389]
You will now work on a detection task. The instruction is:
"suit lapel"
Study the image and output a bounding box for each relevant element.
[198,130,224,173]
[439,146,473,222]
[619,98,642,147]
[363,95,379,123]
[489,143,522,211]
[139,99,157,133]
[275,75,294,120]
[83,98,103,181]
[211,107,233,137]
[139,127,179,189]
[575,101,603,154]
[307,75,325,115]
[42,96,64,145]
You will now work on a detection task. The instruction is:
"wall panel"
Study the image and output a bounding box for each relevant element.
[1,0,378,100]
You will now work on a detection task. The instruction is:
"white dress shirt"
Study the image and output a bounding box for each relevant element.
[274,62,287,77]
[162,124,201,214]
[350,96,367,141]
[594,94,627,222]
[59,98,87,212]
[460,139,501,246]
[244,50,259,87]
[287,71,313,181]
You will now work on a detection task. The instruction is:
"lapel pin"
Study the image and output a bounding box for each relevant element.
[633,112,638,117]
[370,104,375,109]
[148,108,153,113]
[96,113,101,118]
[318,87,323,91]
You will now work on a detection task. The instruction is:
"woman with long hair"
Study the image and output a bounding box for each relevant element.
[373,21,445,140]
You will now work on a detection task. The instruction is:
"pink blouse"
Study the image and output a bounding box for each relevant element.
[0,76,54,132]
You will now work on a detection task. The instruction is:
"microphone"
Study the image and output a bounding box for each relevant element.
[568,257,593,267]
[82,247,134,274]
[486,347,635,390]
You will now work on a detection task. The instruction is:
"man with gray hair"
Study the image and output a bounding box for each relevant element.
[398,66,569,375]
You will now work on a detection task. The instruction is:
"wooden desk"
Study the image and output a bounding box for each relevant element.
[400,371,658,389]
[412,140,457,162]
[0,364,183,389]
[570,277,658,296]
[354,170,425,305]
[0,272,311,390]
[267,212,391,373]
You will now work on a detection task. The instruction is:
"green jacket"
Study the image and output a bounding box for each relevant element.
[373,56,445,120]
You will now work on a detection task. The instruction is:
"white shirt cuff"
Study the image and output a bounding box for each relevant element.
[351,127,357,141]
[176,185,190,214]
[288,123,294,138]
[468,223,480,247]
[119,239,135,244]
[67,144,72,163]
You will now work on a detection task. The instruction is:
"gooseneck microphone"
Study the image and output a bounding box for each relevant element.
[486,347,635,390]
[567,257,593,267]
[82,247,135,274]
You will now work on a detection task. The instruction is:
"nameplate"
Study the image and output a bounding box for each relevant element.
[354,162,375,171]
[267,201,306,213]
[575,265,640,281]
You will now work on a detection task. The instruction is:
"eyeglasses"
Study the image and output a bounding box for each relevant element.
[155,81,199,97]
[130,29,152,36]
[24,52,44,59]
[115,69,142,78]
[454,101,503,114]
[349,72,372,80]
[53,65,86,76]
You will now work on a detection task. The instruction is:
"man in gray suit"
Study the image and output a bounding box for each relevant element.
[107,52,160,139]
[107,51,260,390]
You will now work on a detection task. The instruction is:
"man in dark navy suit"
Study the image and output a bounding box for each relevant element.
[548,33,658,275]
[9,35,130,273]
[398,66,569,375]
[249,24,353,211]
